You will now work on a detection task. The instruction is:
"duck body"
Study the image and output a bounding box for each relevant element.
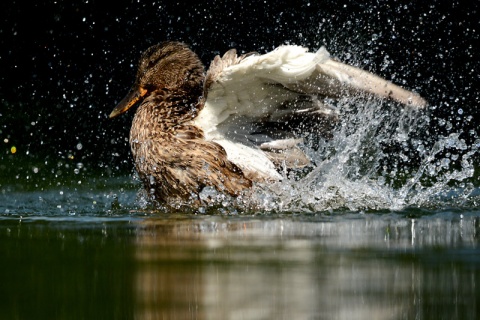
[119,43,251,202]
[110,41,426,205]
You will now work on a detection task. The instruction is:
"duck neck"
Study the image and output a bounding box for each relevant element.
[130,88,202,143]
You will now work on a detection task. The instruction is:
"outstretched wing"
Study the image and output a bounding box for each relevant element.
[288,49,427,107]
[194,45,426,180]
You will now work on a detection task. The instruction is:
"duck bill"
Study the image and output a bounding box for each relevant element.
[109,86,148,118]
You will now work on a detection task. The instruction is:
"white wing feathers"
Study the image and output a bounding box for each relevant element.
[312,59,427,107]
[194,45,426,181]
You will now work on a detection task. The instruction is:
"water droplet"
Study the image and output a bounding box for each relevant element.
[149,175,155,185]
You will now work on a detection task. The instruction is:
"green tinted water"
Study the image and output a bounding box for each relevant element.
[1,178,479,319]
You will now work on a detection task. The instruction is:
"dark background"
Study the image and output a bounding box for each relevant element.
[1,0,478,188]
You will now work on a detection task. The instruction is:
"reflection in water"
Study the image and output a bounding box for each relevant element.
[0,212,479,319]
[131,214,479,319]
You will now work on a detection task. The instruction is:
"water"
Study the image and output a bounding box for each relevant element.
[194,97,479,214]
[2,1,479,318]
[1,95,479,319]
[1,198,479,319]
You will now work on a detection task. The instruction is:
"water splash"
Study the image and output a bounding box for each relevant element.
[240,97,479,213]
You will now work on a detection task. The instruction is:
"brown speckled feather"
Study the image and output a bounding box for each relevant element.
[129,78,251,203]
[109,42,252,204]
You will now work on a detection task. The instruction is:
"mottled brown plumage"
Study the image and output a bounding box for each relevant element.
[111,42,251,203]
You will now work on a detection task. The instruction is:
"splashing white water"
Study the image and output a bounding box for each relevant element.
[241,97,479,212]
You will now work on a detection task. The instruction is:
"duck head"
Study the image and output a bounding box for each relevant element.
[109,41,205,118]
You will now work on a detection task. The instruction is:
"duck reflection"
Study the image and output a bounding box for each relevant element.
[1,214,478,319]
[131,215,480,319]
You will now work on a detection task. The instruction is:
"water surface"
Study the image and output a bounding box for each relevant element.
[1,179,479,319]
[2,1,479,318]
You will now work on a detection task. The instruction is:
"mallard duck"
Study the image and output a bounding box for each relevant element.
[109,41,426,205]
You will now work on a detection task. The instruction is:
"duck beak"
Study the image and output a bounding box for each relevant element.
[109,86,148,118]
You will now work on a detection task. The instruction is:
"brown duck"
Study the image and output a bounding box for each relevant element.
[109,41,426,205]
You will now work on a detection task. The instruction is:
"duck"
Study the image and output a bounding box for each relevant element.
[109,41,426,206]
